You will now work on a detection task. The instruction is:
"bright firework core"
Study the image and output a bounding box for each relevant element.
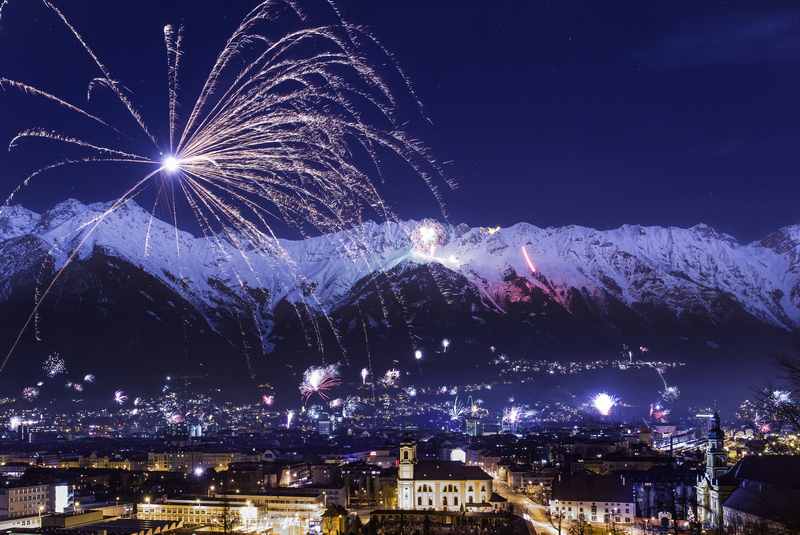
[592,392,618,416]
[161,155,180,173]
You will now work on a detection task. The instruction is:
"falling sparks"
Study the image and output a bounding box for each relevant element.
[286,410,295,429]
[360,367,369,385]
[441,338,450,352]
[0,0,453,371]
[591,392,618,416]
[299,364,341,402]
[83,374,95,383]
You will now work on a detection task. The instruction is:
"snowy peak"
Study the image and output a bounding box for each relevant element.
[0,199,798,353]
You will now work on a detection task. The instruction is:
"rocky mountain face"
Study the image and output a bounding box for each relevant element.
[0,199,797,390]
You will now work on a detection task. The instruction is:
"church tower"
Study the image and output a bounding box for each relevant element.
[705,412,727,482]
[397,438,416,509]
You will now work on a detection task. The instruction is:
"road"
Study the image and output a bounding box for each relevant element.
[494,480,562,535]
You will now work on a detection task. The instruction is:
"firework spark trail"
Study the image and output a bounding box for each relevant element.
[163,24,183,153]
[1,0,452,370]
[0,171,158,372]
[40,0,157,146]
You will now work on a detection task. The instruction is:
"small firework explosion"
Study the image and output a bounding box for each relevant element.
[772,390,792,404]
[22,386,39,402]
[360,368,369,384]
[449,397,465,421]
[410,220,447,258]
[405,386,417,397]
[113,390,128,405]
[414,349,423,360]
[299,365,341,402]
[503,406,522,424]
[9,416,22,431]
[650,403,670,423]
[661,385,680,402]
[72,383,84,392]
[591,392,618,416]
[83,374,95,383]
[43,353,66,378]
[343,396,361,417]
[381,368,401,388]
[441,338,450,352]
[261,394,274,406]
[286,410,295,429]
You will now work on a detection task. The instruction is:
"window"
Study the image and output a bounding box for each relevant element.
[454,497,458,506]
[417,497,422,506]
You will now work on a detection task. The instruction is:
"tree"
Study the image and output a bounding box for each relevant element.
[755,347,800,430]
[567,517,591,535]
[546,509,564,535]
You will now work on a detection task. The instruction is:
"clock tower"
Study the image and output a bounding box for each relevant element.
[398,439,416,509]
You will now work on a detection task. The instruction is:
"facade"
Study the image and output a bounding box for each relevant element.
[137,497,259,531]
[0,483,70,519]
[696,413,737,530]
[146,451,260,473]
[138,490,325,534]
[550,473,635,526]
[397,440,501,512]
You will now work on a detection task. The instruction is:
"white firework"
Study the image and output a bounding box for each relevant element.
[591,392,618,417]
[0,0,453,370]
[113,390,128,405]
[43,353,66,378]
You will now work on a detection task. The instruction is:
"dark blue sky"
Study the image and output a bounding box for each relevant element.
[1,0,799,241]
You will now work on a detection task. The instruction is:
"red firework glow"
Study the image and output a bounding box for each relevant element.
[521,245,537,273]
[299,365,341,402]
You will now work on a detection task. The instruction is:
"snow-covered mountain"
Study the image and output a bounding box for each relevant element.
[0,198,797,387]
[1,199,798,334]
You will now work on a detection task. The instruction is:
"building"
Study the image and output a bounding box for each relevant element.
[146,451,260,473]
[0,483,70,519]
[136,497,259,532]
[138,490,326,534]
[696,413,737,530]
[396,440,505,512]
[721,455,800,533]
[549,473,635,526]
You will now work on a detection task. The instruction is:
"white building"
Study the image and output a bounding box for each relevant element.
[550,473,635,525]
[0,483,70,519]
[397,440,505,512]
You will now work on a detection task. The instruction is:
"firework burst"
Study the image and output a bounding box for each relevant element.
[591,392,618,417]
[22,386,39,402]
[380,368,401,388]
[410,219,447,258]
[299,364,340,401]
[113,390,128,405]
[0,0,453,370]
[43,352,66,378]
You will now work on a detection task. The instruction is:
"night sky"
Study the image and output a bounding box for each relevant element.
[1,1,799,241]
